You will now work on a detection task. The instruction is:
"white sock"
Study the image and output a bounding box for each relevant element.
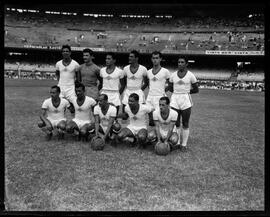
[181,128,189,147]
[177,127,181,144]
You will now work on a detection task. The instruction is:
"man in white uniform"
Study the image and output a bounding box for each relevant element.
[167,56,199,151]
[147,96,179,150]
[88,93,121,144]
[66,82,96,141]
[146,51,171,126]
[55,45,80,104]
[38,85,71,140]
[100,52,126,115]
[117,93,153,147]
[121,50,148,113]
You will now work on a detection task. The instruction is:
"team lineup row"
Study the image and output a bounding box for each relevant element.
[38,45,199,152]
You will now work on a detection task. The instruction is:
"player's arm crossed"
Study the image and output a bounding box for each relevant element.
[165,120,176,144]
[94,114,101,138]
[39,108,52,130]
[154,120,162,143]
[104,116,116,140]
[96,68,103,91]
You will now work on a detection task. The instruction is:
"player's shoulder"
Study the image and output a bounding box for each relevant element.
[86,96,96,102]
[94,104,100,111]
[56,60,62,65]
[71,59,79,65]
[43,98,51,104]
[153,108,160,115]
[123,65,130,70]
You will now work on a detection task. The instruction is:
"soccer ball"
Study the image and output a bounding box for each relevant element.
[155,142,171,156]
[91,136,105,151]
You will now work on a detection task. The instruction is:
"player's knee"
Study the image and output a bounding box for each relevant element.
[88,123,95,134]
[46,125,53,132]
[182,121,189,129]
[80,129,88,136]
[112,122,121,134]
[57,122,66,131]
[66,124,74,133]
[137,129,148,143]
[147,130,157,143]
[38,121,45,128]
[169,132,179,145]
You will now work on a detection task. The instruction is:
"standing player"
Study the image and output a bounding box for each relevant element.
[167,56,199,151]
[55,45,80,104]
[100,52,126,115]
[38,85,71,140]
[75,48,102,101]
[121,50,148,113]
[117,93,153,147]
[66,82,96,141]
[146,51,171,126]
[147,96,179,149]
[89,94,121,143]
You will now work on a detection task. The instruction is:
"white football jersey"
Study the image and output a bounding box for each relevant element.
[147,67,171,96]
[153,108,178,132]
[56,59,79,86]
[42,98,70,120]
[94,104,117,132]
[169,70,197,94]
[123,64,147,90]
[100,66,124,91]
[125,104,152,129]
[71,96,96,121]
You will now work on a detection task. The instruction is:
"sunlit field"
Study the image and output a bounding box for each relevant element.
[4,78,264,211]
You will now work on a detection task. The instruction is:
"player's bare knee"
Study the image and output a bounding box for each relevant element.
[112,122,121,134]
[182,122,189,129]
[147,130,157,142]
[57,122,66,131]
[38,121,45,128]
[169,132,179,145]
[137,129,148,142]
[66,124,74,133]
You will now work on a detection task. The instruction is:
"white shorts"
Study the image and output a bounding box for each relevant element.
[101,90,121,106]
[47,118,66,128]
[126,125,147,136]
[146,94,166,110]
[170,93,193,110]
[72,118,91,130]
[122,89,145,105]
[59,85,76,102]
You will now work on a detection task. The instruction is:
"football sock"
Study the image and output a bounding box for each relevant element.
[181,128,189,147]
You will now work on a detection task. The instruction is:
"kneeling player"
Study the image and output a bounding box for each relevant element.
[148,96,179,150]
[117,93,153,147]
[88,93,121,144]
[65,82,96,141]
[38,85,71,140]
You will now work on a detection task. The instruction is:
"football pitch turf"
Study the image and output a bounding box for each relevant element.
[4,78,265,211]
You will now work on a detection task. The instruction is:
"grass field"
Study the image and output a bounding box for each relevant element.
[4,78,265,211]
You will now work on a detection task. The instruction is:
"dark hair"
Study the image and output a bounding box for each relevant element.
[106,52,116,60]
[159,96,170,105]
[75,82,85,91]
[99,93,108,101]
[178,56,188,64]
[83,48,94,56]
[129,93,139,102]
[151,51,162,58]
[61,44,71,52]
[51,85,61,93]
[130,50,140,59]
